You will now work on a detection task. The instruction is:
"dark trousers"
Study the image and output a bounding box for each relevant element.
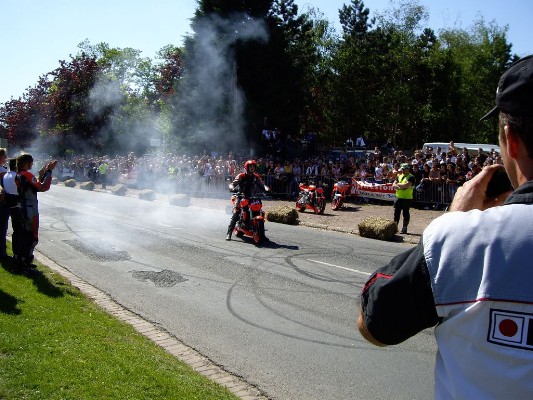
[10,206,24,259]
[21,213,39,262]
[227,206,248,234]
[393,198,412,228]
[0,204,9,258]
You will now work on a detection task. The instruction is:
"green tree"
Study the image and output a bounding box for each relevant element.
[439,19,512,144]
[297,7,339,144]
[329,0,377,145]
[77,41,164,154]
[264,0,317,137]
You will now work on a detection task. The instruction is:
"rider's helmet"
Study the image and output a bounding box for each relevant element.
[244,160,257,173]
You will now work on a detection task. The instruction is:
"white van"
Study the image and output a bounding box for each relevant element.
[422,142,500,155]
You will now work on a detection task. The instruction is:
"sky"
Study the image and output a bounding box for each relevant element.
[1,0,532,105]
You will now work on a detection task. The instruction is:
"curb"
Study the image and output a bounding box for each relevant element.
[34,251,270,400]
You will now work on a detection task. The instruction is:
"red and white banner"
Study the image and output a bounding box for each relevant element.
[350,179,396,202]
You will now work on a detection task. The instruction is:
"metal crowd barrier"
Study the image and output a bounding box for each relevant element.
[261,174,457,208]
[123,172,456,209]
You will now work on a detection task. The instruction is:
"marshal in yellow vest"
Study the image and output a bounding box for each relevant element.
[395,173,414,199]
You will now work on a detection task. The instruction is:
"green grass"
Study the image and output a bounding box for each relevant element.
[0,244,238,400]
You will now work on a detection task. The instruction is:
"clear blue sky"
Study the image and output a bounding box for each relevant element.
[1,0,532,104]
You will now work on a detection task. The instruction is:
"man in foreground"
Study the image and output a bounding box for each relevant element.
[358,55,533,398]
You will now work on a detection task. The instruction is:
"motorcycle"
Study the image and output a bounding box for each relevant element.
[229,190,268,245]
[296,182,326,214]
[331,180,351,210]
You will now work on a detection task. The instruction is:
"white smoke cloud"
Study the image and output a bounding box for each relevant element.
[89,78,124,115]
[175,13,268,151]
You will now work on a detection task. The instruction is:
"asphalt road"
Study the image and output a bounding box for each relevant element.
[34,185,436,400]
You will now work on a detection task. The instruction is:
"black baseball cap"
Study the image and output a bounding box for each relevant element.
[481,54,533,120]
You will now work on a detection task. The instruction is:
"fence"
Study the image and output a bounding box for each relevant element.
[114,171,456,209]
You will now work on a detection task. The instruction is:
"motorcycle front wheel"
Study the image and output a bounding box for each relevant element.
[296,194,306,212]
[316,197,326,214]
[331,192,342,211]
[252,220,265,245]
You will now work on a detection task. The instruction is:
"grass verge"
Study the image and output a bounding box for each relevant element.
[0,244,238,400]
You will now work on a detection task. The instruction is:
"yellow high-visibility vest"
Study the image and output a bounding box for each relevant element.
[396,173,414,199]
[98,163,108,175]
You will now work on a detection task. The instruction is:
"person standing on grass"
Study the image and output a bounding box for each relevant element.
[1,158,22,262]
[15,154,57,268]
[358,55,533,399]
[0,148,9,259]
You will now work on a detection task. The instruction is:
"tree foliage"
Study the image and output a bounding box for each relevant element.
[0,0,518,156]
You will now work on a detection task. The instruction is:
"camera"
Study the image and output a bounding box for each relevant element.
[486,169,513,198]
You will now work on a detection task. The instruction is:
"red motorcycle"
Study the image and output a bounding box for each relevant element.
[296,182,326,214]
[230,192,267,245]
[331,180,351,210]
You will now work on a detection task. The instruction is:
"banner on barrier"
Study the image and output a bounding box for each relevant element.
[350,179,396,202]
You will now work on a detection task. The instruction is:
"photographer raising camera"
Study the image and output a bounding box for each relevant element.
[358,55,533,398]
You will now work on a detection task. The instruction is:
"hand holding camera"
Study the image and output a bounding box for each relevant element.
[46,160,58,171]
[450,165,513,212]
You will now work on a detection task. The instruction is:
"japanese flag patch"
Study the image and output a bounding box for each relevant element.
[488,309,533,351]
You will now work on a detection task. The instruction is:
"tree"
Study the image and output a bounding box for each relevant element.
[297,7,339,142]
[154,45,185,100]
[329,0,378,145]
[44,54,101,152]
[339,0,374,40]
[76,41,166,154]
[439,18,512,144]
[0,0,517,156]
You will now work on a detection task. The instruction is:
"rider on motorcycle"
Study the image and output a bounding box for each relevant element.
[226,160,267,241]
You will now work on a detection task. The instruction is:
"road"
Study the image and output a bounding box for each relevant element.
[34,185,436,400]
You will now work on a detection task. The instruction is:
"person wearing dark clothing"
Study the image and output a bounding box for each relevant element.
[226,160,267,240]
[392,163,415,234]
[2,158,22,262]
[0,148,9,259]
[15,154,57,267]
[358,55,533,399]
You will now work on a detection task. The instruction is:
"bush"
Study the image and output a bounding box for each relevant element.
[169,194,190,207]
[138,189,156,201]
[266,205,299,225]
[80,181,95,191]
[358,217,398,241]
[64,179,77,188]
[112,184,128,196]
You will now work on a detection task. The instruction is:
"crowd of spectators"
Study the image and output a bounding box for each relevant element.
[46,140,502,208]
